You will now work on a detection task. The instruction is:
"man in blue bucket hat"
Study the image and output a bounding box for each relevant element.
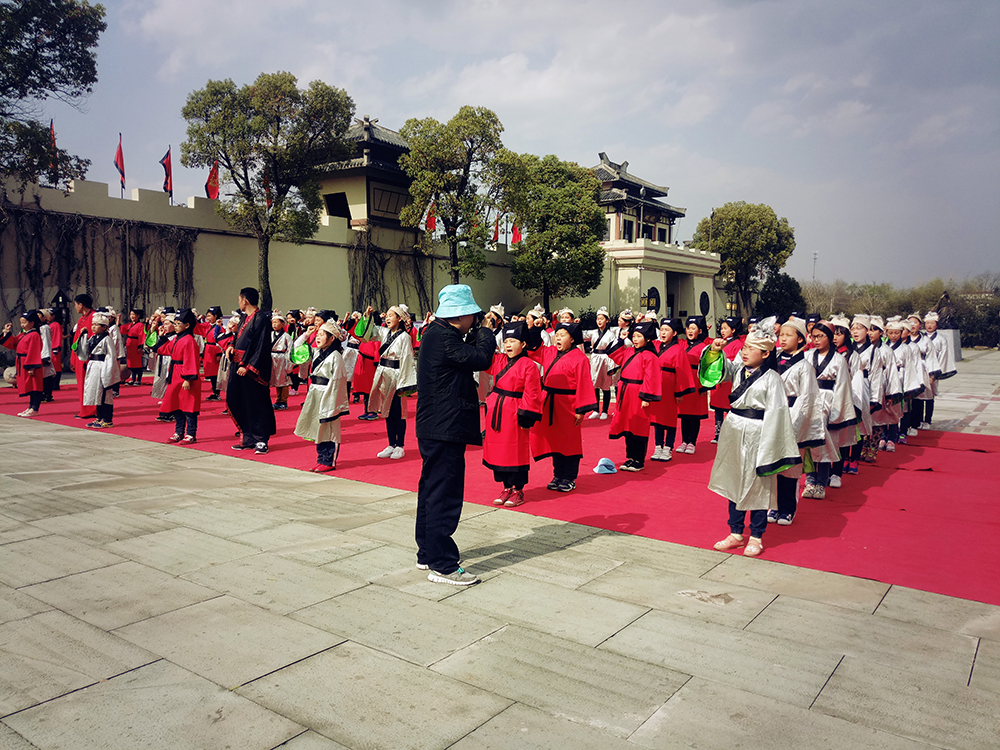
[415,284,500,585]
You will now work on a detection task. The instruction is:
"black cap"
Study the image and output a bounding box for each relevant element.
[554,322,584,346]
[501,321,528,343]
[633,321,657,341]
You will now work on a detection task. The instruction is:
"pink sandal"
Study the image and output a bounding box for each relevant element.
[744,538,764,557]
[713,534,745,551]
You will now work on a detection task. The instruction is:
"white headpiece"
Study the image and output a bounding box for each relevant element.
[746,316,778,351]
[830,314,851,329]
[923,311,939,322]
[886,316,905,331]
[781,316,808,341]
[92,313,110,327]
[869,315,885,331]
[851,314,871,329]
[490,302,505,317]
[596,306,610,319]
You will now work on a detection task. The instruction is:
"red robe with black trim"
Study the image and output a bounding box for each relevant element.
[649,339,698,428]
[196,322,223,378]
[353,339,379,395]
[48,320,63,373]
[161,332,202,413]
[677,339,711,419]
[709,337,743,410]
[528,346,596,460]
[72,311,95,417]
[607,345,661,440]
[2,329,43,395]
[122,321,146,369]
[482,353,543,471]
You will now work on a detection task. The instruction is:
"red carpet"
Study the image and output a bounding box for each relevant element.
[4,381,999,606]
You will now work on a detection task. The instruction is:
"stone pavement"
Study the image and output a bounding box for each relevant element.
[1,352,998,749]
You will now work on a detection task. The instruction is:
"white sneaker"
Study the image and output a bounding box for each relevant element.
[907,428,918,437]
[651,446,663,461]
[829,475,842,488]
[661,447,673,461]
[684,443,696,454]
[676,442,687,453]
[390,446,405,460]
[599,412,608,420]
[376,445,395,458]
[886,441,895,453]
[878,440,886,451]
[588,411,600,420]
[919,422,931,430]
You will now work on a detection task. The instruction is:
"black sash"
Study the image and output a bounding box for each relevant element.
[819,380,835,390]
[310,375,329,386]
[732,407,765,420]
[729,367,765,405]
[379,330,404,356]
[379,359,400,369]
[490,387,524,432]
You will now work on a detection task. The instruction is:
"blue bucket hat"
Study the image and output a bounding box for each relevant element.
[593,457,617,474]
[435,284,482,318]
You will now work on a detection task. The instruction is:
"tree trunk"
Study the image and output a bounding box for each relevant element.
[542,280,550,313]
[448,236,460,284]
[258,234,272,311]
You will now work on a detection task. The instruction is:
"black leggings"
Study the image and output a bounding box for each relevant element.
[625,434,648,464]
[493,468,528,489]
[130,367,143,383]
[910,400,925,425]
[713,408,727,436]
[386,395,406,447]
[207,375,218,393]
[174,411,198,438]
[680,415,702,444]
[776,474,798,516]
[653,425,677,449]
[595,388,611,414]
[29,392,42,410]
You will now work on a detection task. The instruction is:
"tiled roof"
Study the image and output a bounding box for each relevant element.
[591,152,670,197]
[320,156,405,174]
[345,117,409,150]
[599,188,686,217]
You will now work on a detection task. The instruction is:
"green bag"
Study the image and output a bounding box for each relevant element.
[353,315,368,339]
[145,329,158,347]
[698,349,725,388]
[289,342,311,365]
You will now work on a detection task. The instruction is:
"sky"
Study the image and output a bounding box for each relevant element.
[40,0,1000,288]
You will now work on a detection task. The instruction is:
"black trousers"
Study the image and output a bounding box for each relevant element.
[552,453,581,481]
[595,388,611,414]
[653,425,677,449]
[173,411,198,438]
[42,375,55,401]
[909,400,924,425]
[386,395,406,447]
[227,373,276,445]
[680,415,703,444]
[28,391,42,410]
[317,441,339,466]
[96,402,113,423]
[728,502,768,538]
[625,434,648,464]
[415,438,467,574]
[776,474,798,516]
[493,468,528,489]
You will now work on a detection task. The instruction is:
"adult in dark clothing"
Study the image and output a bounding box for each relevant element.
[415,284,499,585]
[226,287,276,455]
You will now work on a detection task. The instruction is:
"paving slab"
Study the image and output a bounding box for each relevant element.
[22,561,217,630]
[5,469,121,489]
[230,522,351,551]
[434,625,688,737]
[236,641,512,750]
[31,506,176,545]
[182,552,362,614]
[155,503,289,537]
[0,724,36,750]
[0,583,50,626]
[457,511,600,552]
[273,532,385,567]
[600,609,841,708]
[0,534,123,587]
[567,530,723,576]
[746,596,978,684]
[970,637,1000,694]
[273,731,351,749]
[291,585,503,666]
[0,489,102,522]
[325,511,413,538]
[448,702,640,750]
[320,544,422,585]
[630,676,933,750]
[875,585,1000,640]
[812,655,1000,750]
[702,554,890,613]
[114,596,343,689]
[581,562,775,628]
[3,659,304,750]
[103,526,258,575]
[462,543,623,588]
[448,572,649,647]
[0,516,48,545]
[0,609,156,715]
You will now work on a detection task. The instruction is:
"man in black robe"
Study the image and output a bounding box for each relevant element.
[226,287,276,454]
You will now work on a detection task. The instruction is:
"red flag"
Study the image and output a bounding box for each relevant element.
[113,134,125,190]
[205,159,219,199]
[159,147,173,198]
[263,171,272,209]
[512,223,522,244]
[426,203,436,231]
[493,217,499,242]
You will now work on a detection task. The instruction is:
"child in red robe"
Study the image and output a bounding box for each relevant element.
[162,309,202,444]
[649,318,698,462]
[529,322,596,492]
[200,306,225,400]
[483,321,543,507]
[1,310,45,416]
[608,320,662,471]
[122,308,146,385]
[677,315,711,454]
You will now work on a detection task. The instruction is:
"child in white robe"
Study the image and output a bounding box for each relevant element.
[294,321,350,471]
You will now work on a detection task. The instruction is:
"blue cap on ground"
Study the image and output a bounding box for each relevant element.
[435,284,482,318]
[593,457,617,474]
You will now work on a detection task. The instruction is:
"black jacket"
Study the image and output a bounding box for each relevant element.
[416,318,497,445]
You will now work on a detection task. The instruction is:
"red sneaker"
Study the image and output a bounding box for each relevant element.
[310,463,335,472]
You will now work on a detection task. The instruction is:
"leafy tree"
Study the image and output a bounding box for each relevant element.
[692,201,795,318]
[507,154,607,311]
[398,106,515,284]
[755,271,807,322]
[181,72,355,310]
[0,0,106,187]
